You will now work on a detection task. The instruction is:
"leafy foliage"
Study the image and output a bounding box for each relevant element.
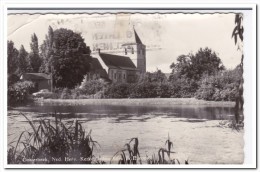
[39,26,54,74]
[129,82,158,98]
[169,47,225,98]
[104,83,131,98]
[7,41,19,75]
[41,28,92,88]
[195,66,242,101]
[80,75,106,95]
[28,33,42,72]
[232,13,244,46]
[60,88,72,99]
[17,45,29,75]
[170,48,225,81]
[139,69,167,83]
[8,81,35,105]
[232,13,244,124]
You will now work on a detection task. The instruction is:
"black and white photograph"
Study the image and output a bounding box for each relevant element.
[2,3,257,168]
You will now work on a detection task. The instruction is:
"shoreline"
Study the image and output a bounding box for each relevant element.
[34,98,235,107]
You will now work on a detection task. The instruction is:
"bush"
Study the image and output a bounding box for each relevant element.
[168,78,197,98]
[129,82,158,98]
[80,78,106,95]
[195,69,242,101]
[104,81,174,99]
[104,83,132,98]
[157,82,174,98]
[8,81,35,105]
[70,86,83,99]
[60,88,72,99]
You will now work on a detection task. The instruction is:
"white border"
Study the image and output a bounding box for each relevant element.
[1,1,257,170]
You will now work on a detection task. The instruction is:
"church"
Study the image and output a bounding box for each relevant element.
[89,28,146,83]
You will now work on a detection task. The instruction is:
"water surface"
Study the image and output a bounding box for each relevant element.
[8,100,241,164]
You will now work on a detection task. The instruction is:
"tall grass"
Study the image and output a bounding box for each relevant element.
[8,112,101,164]
[146,134,188,164]
[8,113,190,165]
[110,137,142,164]
[110,135,188,165]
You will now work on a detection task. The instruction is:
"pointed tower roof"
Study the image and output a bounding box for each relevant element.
[121,26,144,47]
[133,28,143,44]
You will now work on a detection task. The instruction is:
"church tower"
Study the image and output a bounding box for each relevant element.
[122,27,146,74]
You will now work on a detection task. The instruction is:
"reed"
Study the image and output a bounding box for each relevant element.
[8,112,99,164]
[8,113,189,165]
[110,137,142,164]
[146,134,188,164]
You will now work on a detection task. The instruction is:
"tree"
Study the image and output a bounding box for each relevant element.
[232,13,244,49]
[195,67,242,101]
[170,48,225,81]
[28,33,41,72]
[169,55,191,80]
[39,26,54,73]
[169,48,225,97]
[17,45,29,75]
[139,69,167,83]
[42,28,91,88]
[7,40,19,75]
[232,13,244,124]
[190,48,225,79]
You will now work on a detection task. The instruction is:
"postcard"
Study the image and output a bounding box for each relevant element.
[3,3,257,169]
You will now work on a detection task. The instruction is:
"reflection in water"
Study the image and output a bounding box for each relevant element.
[12,103,234,123]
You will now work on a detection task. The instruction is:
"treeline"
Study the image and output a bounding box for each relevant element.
[8,26,92,105]
[59,48,242,101]
[8,26,242,103]
[8,26,92,87]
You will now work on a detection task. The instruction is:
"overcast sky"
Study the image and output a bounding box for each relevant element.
[8,13,242,73]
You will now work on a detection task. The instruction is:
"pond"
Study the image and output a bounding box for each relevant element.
[8,99,243,164]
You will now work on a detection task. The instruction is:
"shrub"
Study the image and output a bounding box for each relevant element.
[60,88,71,99]
[195,69,242,101]
[80,78,106,95]
[104,81,173,99]
[168,78,197,98]
[129,82,158,98]
[158,82,174,98]
[8,81,35,105]
[104,83,131,98]
[70,86,83,99]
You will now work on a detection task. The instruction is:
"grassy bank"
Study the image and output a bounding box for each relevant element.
[35,98,235,107]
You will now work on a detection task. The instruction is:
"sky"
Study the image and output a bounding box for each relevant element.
[8,13,243,73]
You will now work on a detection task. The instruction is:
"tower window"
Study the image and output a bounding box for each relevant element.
[114,73,116,79]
